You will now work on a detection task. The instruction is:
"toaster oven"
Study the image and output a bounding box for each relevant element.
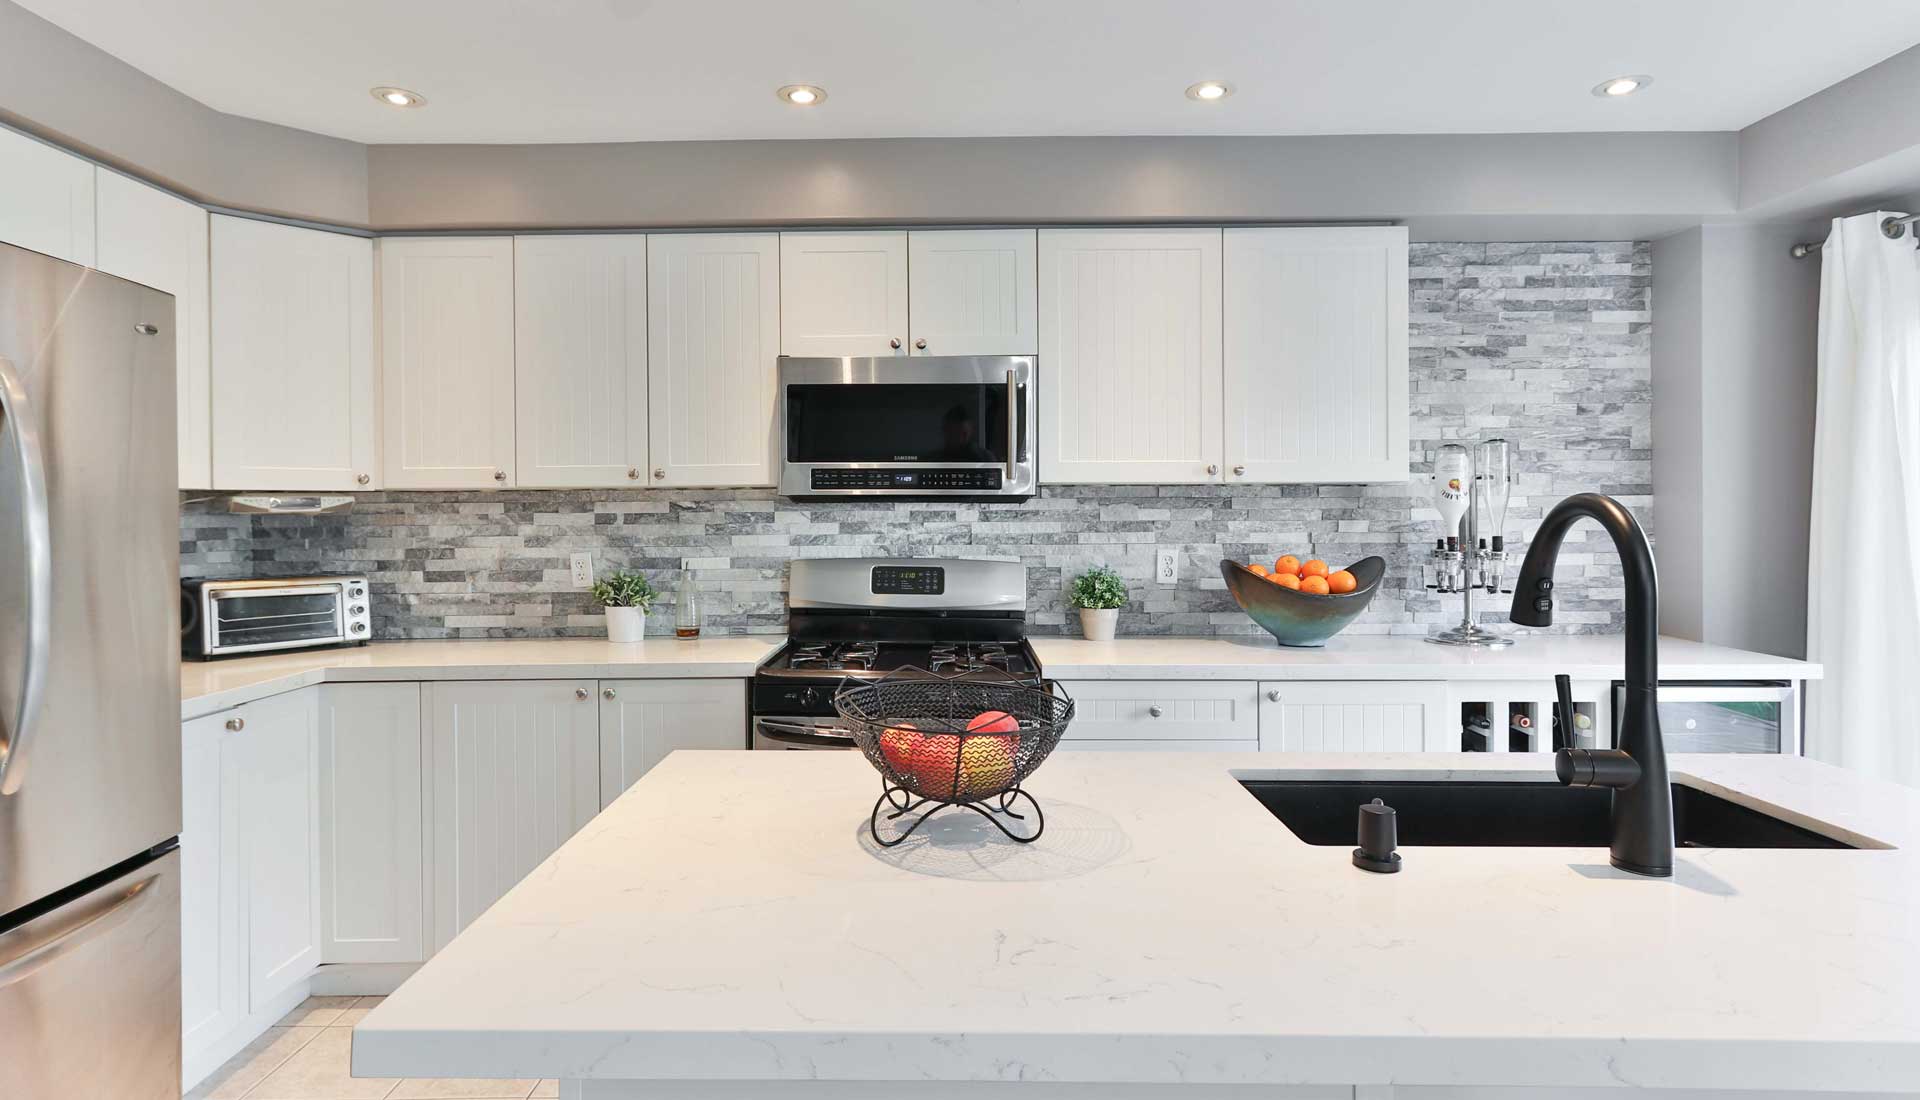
[180,575,372,658]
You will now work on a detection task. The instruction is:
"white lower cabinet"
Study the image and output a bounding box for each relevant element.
[318,683,425,964]
[1054,680,1259,750]
[236,689,323,1011]
[424,680,600,951]
[598,679,746,807]
[180,710,245,1075]
[1258,682,1450,752]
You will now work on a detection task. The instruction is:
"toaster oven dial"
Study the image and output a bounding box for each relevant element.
[350,605,366,615]
[350,623,368,634]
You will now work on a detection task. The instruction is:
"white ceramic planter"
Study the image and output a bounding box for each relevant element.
[605,605,647,643]
[1078,607,1119,641]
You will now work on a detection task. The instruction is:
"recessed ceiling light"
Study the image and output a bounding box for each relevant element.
[1186,80,1234,102]
[1592,75,1652,98]
[777,84,827,107]
[371,86,426,108]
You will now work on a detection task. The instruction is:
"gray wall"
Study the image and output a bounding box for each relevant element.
[181,241,1651,640]
[1652,223,1820,657]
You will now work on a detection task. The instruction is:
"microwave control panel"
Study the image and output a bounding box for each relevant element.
[810,468,1004,491]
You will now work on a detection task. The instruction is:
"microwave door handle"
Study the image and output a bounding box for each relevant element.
[0,357,52,796]
[1006,368,1018,481]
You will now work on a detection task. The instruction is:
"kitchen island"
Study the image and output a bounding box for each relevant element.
[351,749,1919,1098]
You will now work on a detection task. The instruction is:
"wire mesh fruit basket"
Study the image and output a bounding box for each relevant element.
[834,668,1075,847]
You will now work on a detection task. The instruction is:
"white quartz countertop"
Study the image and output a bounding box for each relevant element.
[181,635,1817,720]
[1032,633,1823,682]
[353,751,1918,1093]
[179,637,785,719]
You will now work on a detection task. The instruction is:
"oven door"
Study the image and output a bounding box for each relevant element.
[779,355,1035,497]
[204,583,347,655]
[753,715,856,751]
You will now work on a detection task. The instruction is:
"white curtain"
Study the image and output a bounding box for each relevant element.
[1808,212,1920,785]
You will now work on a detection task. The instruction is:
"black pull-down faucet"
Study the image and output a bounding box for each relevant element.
[1508,493,1673,877]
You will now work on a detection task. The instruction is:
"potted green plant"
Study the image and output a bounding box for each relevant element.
[591,569,657,643]
[1069,565,1127,641]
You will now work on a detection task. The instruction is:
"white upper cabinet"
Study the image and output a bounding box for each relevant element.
[380,237,517,489]
[647,232,781,487]
[513,235,649,488]
[210,215,376,491]
[0,126,94,266]
[780,230,908,357]
[94,170,212,489]
[907,229,1038,356]
[1224,227,1409,483]
[1038,228,1223,484]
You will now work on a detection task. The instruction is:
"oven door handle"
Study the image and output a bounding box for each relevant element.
[756,719,856,747]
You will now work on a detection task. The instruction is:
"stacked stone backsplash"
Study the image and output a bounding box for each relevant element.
[180,240,1650,639]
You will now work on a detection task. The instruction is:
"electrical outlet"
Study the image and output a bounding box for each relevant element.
[569,552,594,589]
[1155,548,1179,585]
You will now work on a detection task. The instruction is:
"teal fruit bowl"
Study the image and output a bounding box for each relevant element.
[1219,557,1387,648]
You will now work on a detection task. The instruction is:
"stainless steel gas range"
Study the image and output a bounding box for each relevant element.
[752,558,1041,749]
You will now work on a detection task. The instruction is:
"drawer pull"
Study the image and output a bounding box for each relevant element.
[1148,705,1164,718]
[1267,689,1281,702]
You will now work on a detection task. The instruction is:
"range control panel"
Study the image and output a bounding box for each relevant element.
[871,565,946,596]
[811,468,1004,491]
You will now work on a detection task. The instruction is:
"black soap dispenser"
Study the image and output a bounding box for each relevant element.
[1353,798,1402,873]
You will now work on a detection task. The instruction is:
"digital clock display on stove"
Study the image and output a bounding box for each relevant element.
[871,566,946,595]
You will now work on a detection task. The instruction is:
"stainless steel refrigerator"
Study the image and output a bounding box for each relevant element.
[0,241,183,1098]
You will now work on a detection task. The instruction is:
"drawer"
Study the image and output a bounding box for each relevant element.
[1056,680,1259,742]
[1055,738,1254,753]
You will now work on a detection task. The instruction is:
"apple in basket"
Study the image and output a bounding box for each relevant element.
[879,711,1022,799]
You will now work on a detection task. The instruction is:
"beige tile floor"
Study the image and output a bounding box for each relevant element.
[187,997,558,1100]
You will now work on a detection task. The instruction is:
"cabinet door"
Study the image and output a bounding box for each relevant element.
[180,711,244,1067]
[1056,680,1258,746]
[1038,228,1223,484]
[236,689,321,1011]
[424,681,599,951]
[1258,682,1448,752]
[647,232,781,487]
[514,235,649,487]
[598,679,746,807]
[318,683,424,964]
[95,170,212,489]
[780,230,908,357]
[380,237,517,488]
[210,215,376,490]
[907,229,1038,356]
[1224,227,1409,483]
[0,126,94,265]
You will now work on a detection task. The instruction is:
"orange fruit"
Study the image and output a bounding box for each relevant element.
[1326,569,1358,594]
[1301,559,1330,578]
[1274,555,1302,576]
[1270,572,1302,590]
[1248,562,1271,576]
[1298,574,1331,595]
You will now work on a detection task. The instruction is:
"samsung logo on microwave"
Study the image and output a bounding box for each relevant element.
[893,454,919,461]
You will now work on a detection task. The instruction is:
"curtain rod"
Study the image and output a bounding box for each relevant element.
[1791,212,1919,258]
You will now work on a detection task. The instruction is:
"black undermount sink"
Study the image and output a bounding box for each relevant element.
[1240,780,1859,850]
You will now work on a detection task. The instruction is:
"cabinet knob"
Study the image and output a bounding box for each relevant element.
[356,473,371,486]
[1148,705,1164,718]
[627,467,640,480]
[225,717,245,732]
[603,688,617,701]
[1233,465,1246,477]
[889,338,902,350]
[1206,464,1218,476]
[493,470,507,482]
[575,688,589,701]
[1268,689,1281,702]
[653,468,666,480]
[914,338,928,350]
[133,323,159,336]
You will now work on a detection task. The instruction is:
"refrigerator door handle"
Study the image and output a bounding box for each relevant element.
[0,355,52,796]
[0,867,163,990]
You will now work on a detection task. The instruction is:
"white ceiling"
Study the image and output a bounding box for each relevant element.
[20,0,1920,145]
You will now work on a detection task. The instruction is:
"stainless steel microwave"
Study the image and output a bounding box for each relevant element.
[181,575,372,658]
[778,355,1036,499]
